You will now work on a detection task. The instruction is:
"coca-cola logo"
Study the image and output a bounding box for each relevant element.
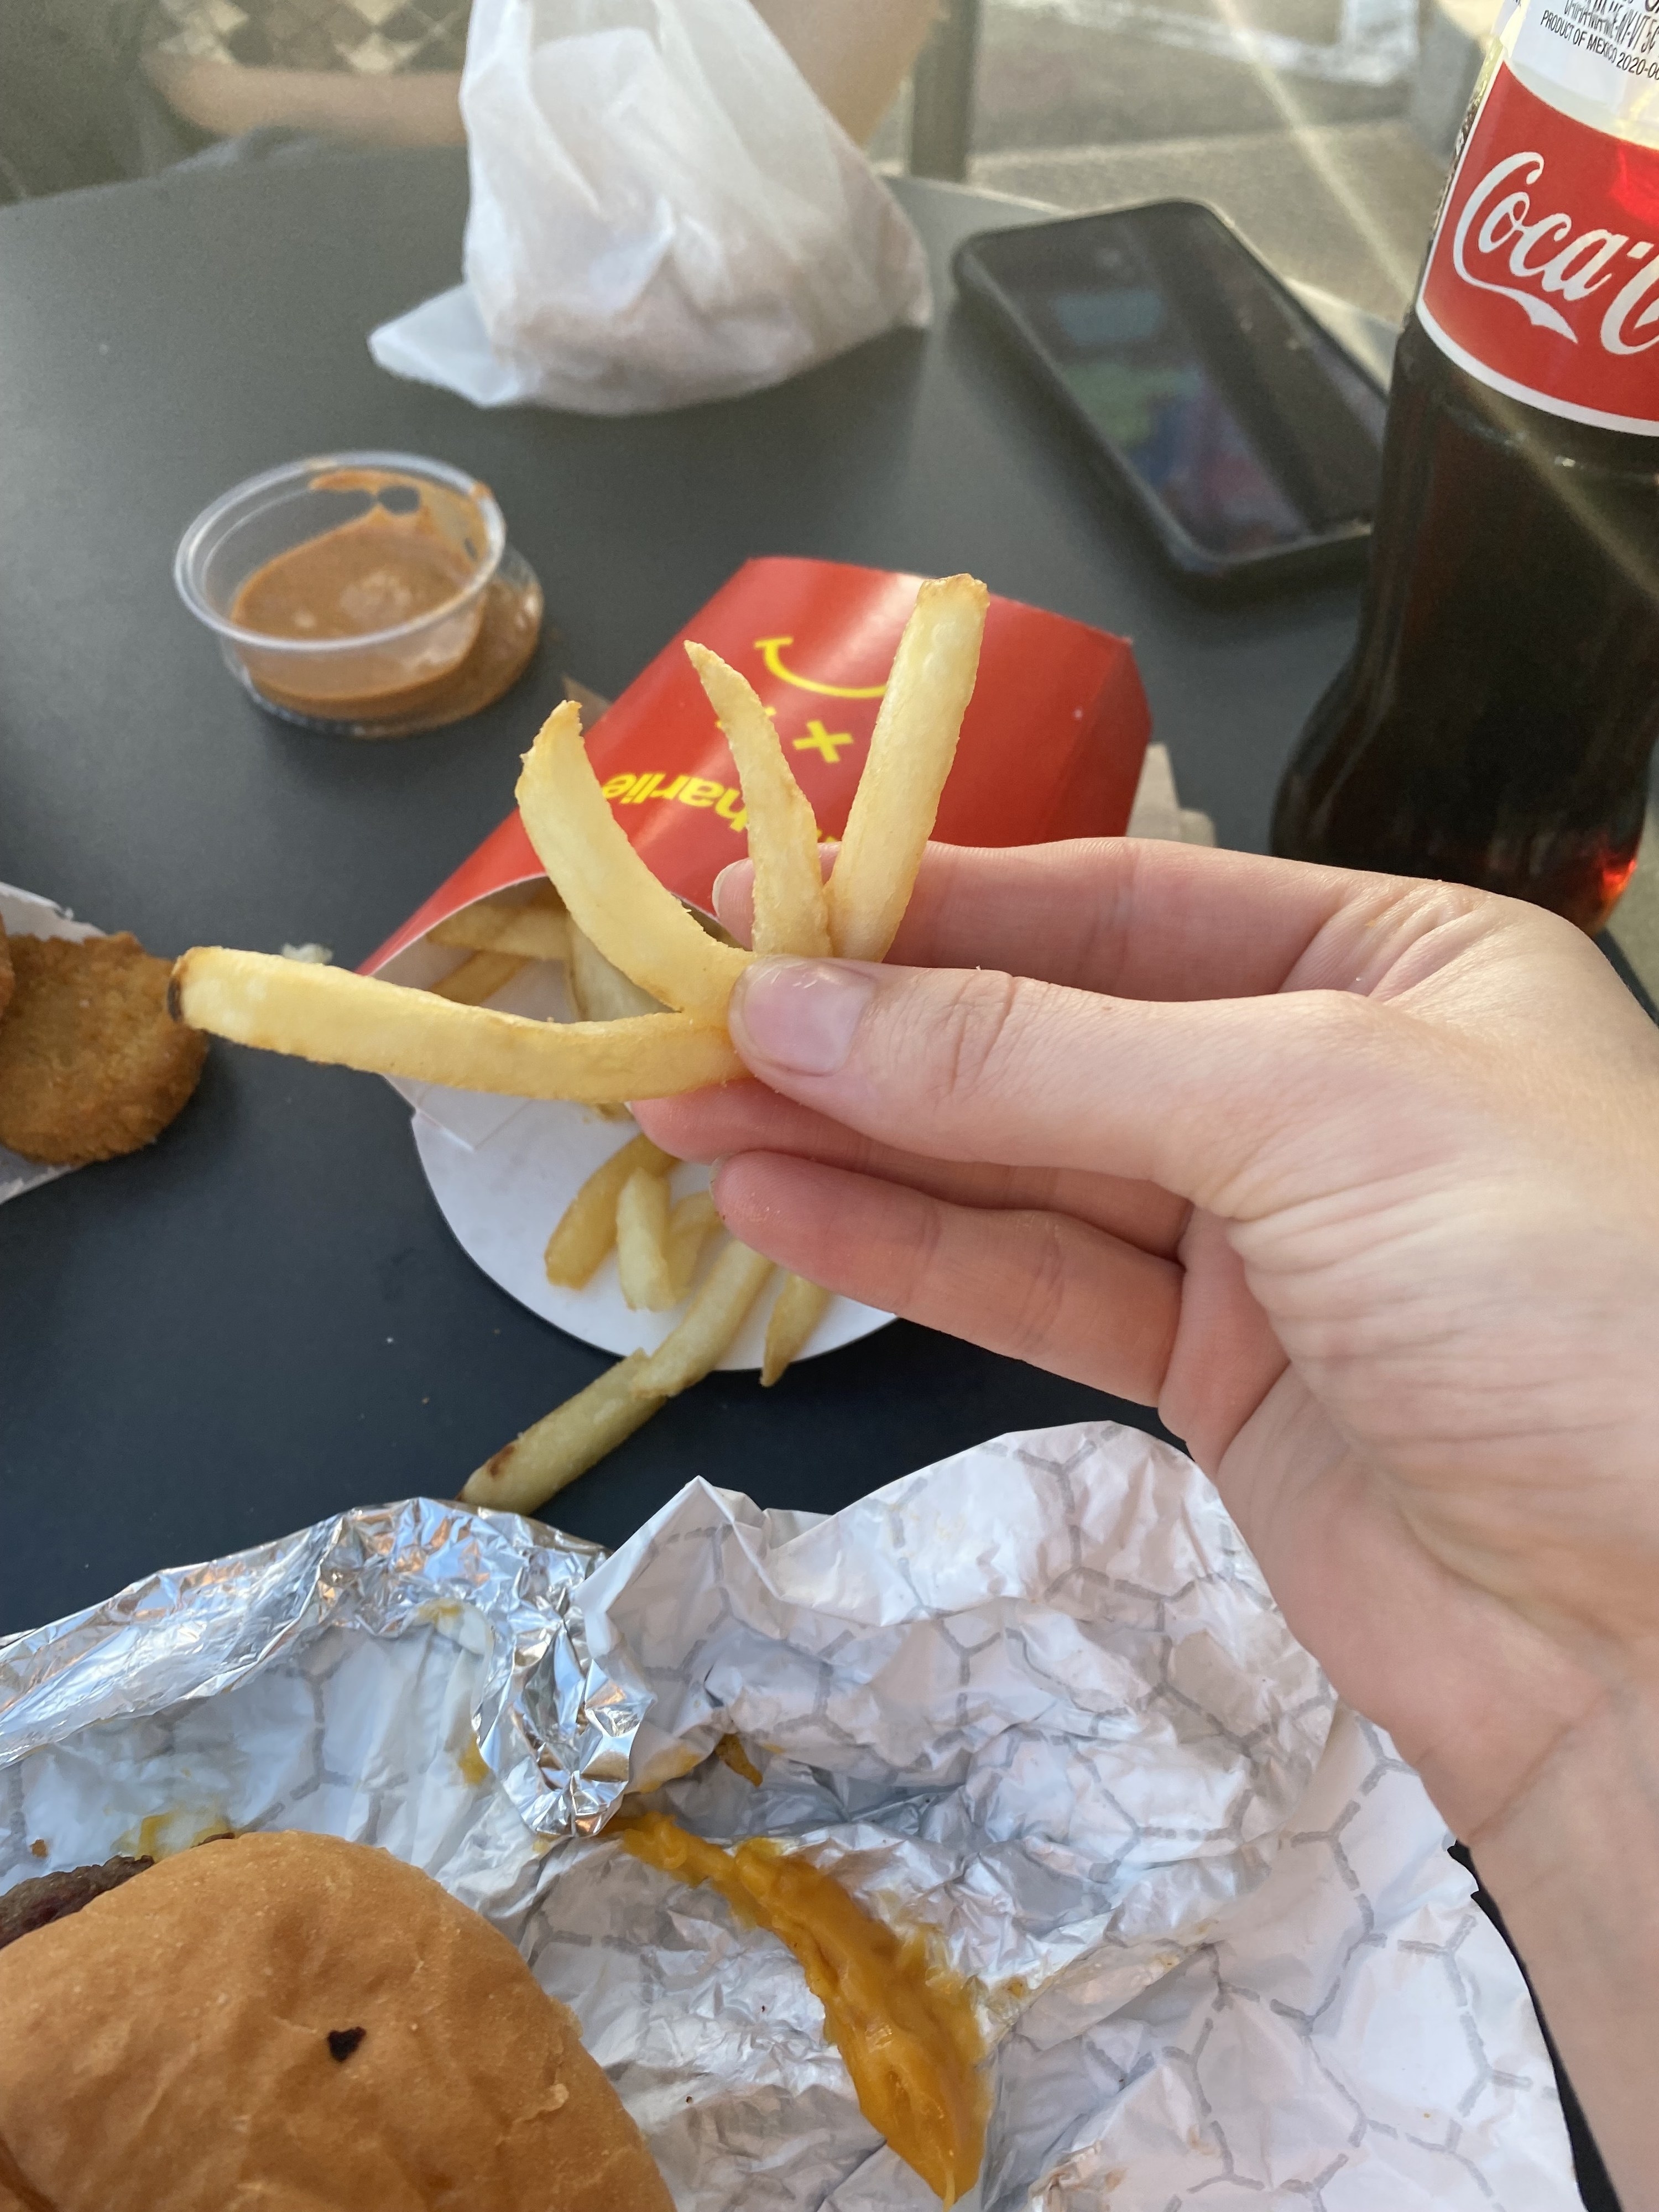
[1451,147,1659,354]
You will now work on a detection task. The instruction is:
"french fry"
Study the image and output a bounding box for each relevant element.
[615,1165,677,1311]
[429,949,528,1005]
[431,891,570,963]
[686,643,831,959]
[460,1354,665,1516]
[761,1274,833,1386]
[630,1239,775,1399]
[567,922,665,1021]
[666,1191,722,1302]
[826,575,988,962]
[172,950,743,1102]
[544,1132,675,1288]
[516,701,750,1023]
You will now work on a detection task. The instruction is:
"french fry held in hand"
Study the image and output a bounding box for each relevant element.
[173,572,984,1108]
[460,1354,666,1515]
[827,574,989,962]
[544,1133,675,1289]
[170,951,740,1103]
[516,700,751,1024]
[686,643,831,959]
[761,1274,834,1386]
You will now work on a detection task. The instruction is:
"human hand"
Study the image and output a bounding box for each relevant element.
[637,841,1659,1853]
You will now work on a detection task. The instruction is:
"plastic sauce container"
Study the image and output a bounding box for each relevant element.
[174,454,536,737]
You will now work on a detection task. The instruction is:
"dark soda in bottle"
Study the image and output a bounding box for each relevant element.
[1272,4,1659,933]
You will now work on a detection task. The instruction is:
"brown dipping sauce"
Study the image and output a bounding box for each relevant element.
[228,467,540,732]
[231,507,474,643]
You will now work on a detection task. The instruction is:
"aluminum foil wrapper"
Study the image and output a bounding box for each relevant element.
[0,1422,1578,2210]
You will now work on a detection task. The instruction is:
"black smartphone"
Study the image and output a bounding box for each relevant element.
[952,202,1388,592]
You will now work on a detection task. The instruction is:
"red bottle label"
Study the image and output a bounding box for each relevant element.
[1418,60,1659,432]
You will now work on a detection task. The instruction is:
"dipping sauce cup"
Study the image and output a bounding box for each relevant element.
[174,453,512,737]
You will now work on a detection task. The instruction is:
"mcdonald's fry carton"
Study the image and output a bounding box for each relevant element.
[368,556,1150,968]
[362,558,1152,1351]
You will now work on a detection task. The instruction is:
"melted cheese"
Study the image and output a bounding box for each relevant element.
[619,1811,985,2205]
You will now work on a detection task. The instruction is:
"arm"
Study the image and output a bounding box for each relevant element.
[750,0,939,143]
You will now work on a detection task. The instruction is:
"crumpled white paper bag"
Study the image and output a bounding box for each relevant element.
[370,0,932,414]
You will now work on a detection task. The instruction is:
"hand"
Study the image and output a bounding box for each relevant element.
[643,834,1659,2201]
[638,842,1659,1845]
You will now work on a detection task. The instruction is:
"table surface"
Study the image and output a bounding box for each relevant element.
[0,154,1368,1633]
[0,150,1630,2212]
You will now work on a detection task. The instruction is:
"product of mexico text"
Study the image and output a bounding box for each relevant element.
[368,556,1150,964]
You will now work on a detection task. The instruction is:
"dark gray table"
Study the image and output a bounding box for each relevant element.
[0,155,1360,1631]
[0,153,1626,2212]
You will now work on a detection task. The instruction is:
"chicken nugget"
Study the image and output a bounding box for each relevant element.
[0,932,207,1165]
[0,915,12,1026]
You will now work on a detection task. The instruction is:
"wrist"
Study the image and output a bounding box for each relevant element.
[1470,1670,1659,2209]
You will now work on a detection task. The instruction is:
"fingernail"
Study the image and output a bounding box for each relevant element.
[711,862,740,907]
[730,959,874,1076]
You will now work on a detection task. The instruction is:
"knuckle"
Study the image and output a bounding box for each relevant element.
[906,969,1027,1109]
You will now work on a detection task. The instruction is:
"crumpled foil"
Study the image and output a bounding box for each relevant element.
[0,1422,1579,2210]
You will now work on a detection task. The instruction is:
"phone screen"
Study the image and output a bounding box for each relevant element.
[963,206,1386,562]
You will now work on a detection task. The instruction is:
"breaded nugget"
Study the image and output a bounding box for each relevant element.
[0,932,207,1165]
[0,914,12,1026]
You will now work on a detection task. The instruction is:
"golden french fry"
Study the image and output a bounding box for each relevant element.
[666,1191,722,1302]
[615,1165,677,1311]
[172,949,742,1102]
[761,1274,833,1386]
[429,949,528,1005]
[826,575,988,962]
[431,892,570,963]
[567,922,665,1021]
[544,1132,675,1288]
[686,642,831,959]
[630,1239,775,1399]
[516,701,750,1022]
[460,1354,665,1515]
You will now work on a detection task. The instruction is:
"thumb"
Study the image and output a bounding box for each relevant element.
[726,956,1405,1218]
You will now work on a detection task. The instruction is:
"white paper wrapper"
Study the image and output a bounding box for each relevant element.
[0,884,104,1207]
[0,1423,1579,2210]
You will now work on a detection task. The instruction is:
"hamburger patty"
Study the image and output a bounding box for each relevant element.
[0,1858,153,1955]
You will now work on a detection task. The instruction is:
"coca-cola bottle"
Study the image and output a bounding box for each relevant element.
[1271,0,1659,932]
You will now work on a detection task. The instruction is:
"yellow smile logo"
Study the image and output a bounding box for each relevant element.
[753,637,886,700]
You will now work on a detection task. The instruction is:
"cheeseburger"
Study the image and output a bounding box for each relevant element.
[0,1829,672,2211]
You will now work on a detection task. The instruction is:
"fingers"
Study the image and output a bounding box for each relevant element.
[723,954,1411,1216]
[713,1152,1182,1403]
[635,1081,1188,1253]
[722,841,1385,1001]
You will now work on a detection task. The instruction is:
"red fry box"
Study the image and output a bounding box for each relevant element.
[363,557,1150,1365]
[368,556,1150,968]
